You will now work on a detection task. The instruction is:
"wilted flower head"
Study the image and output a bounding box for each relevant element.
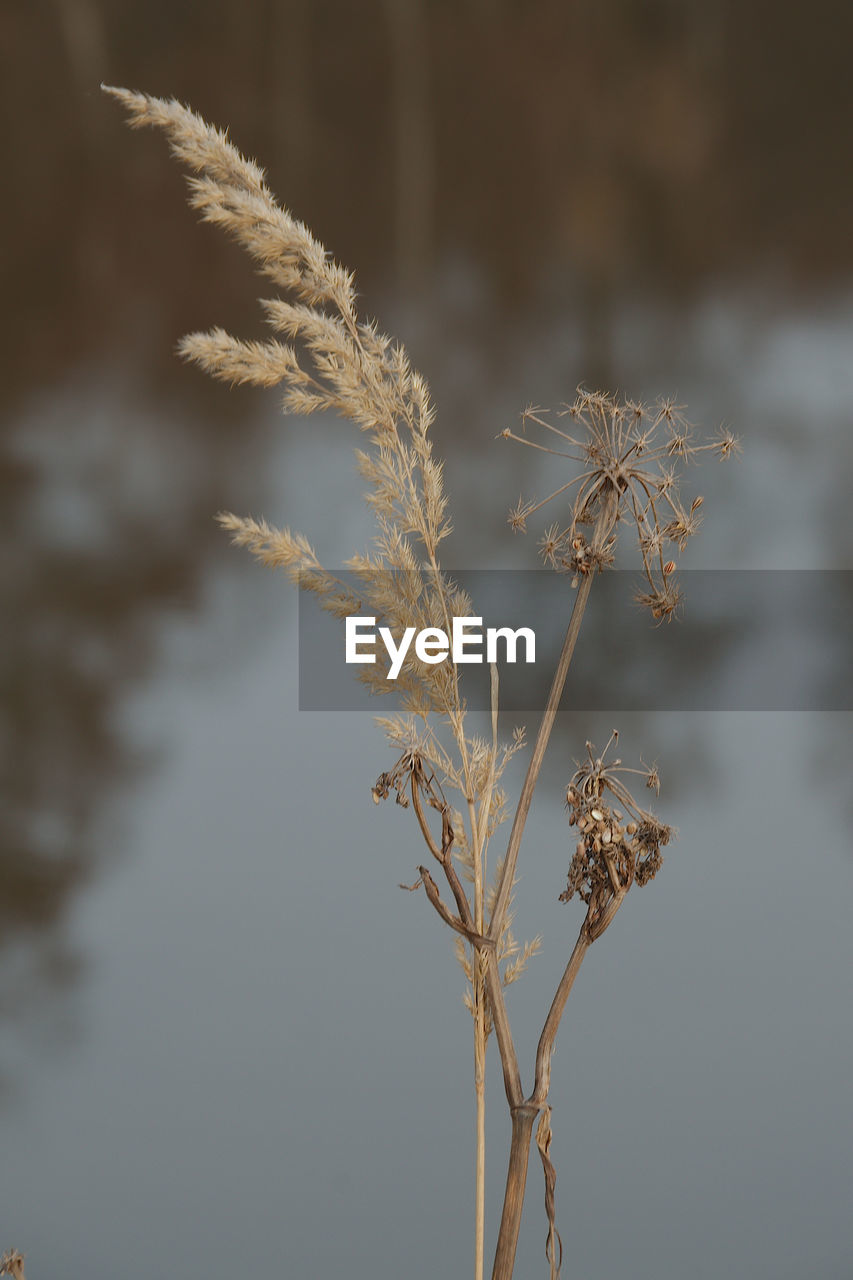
[561,731,673,939]
[501,389,740,619]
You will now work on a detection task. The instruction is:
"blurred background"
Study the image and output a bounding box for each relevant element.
[2,2,852,1278]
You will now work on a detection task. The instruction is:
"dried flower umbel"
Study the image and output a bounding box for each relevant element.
[104,86,739,1280]
[562,732,673,938]
[503,391,740,619]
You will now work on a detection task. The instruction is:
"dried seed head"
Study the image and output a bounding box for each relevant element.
[502,390,740,616]
[561,734,674,925]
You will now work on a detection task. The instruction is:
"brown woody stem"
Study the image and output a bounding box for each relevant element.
[482,952,524,1109]
[532,927,592,1104]
[488,492,619,1279]
[490,1104,539,1280]
[487,493,618,949]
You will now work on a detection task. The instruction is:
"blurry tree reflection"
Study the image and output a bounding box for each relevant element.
[2,0,851,1079]
[0,379,267,1084]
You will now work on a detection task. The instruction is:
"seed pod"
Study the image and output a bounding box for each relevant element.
[591,808,604,822]
[601,828,612,845]
[576,839,586,858]
[663,560,676,576]
[626,821,638,835]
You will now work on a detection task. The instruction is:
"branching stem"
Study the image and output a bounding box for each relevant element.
[488,492,619,1280]
[487,493,618,949]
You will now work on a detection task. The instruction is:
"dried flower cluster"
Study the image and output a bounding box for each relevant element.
[502,390,740,619]
[560,732,673,938]
[0,1252,25,1280]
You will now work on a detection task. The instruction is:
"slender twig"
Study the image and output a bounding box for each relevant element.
[418,866,472,938]
[533,884,626,1106]
[409,773,442,859]
[409,774,473,929]
[532,928,592,1105]
[487,495,621,1280]
[473,662,500,1280]
[487,492,618,949]
[469,787,487,1280]
[474,968,487,1280]
[482,953,524,1108]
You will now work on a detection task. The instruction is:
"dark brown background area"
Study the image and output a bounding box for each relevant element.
[4,0,853,399]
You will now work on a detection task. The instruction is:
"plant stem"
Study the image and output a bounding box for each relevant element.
[470,789,487,1280]
[482,952,523,1107]
[486,572,594,945]
[490,1104,539,1280]
[489,929,592,1280]
[532,928,591,1104]
[475,987,486,1280]
[487,493,619,1280]
[487,493,618,949]
[492,894,628,1278]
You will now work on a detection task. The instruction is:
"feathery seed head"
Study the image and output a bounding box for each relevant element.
[105,86,470,719]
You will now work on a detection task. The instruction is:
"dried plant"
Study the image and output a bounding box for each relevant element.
[103,85,738,1280]
[503,393,740,620]
[0,1251,25,1280]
